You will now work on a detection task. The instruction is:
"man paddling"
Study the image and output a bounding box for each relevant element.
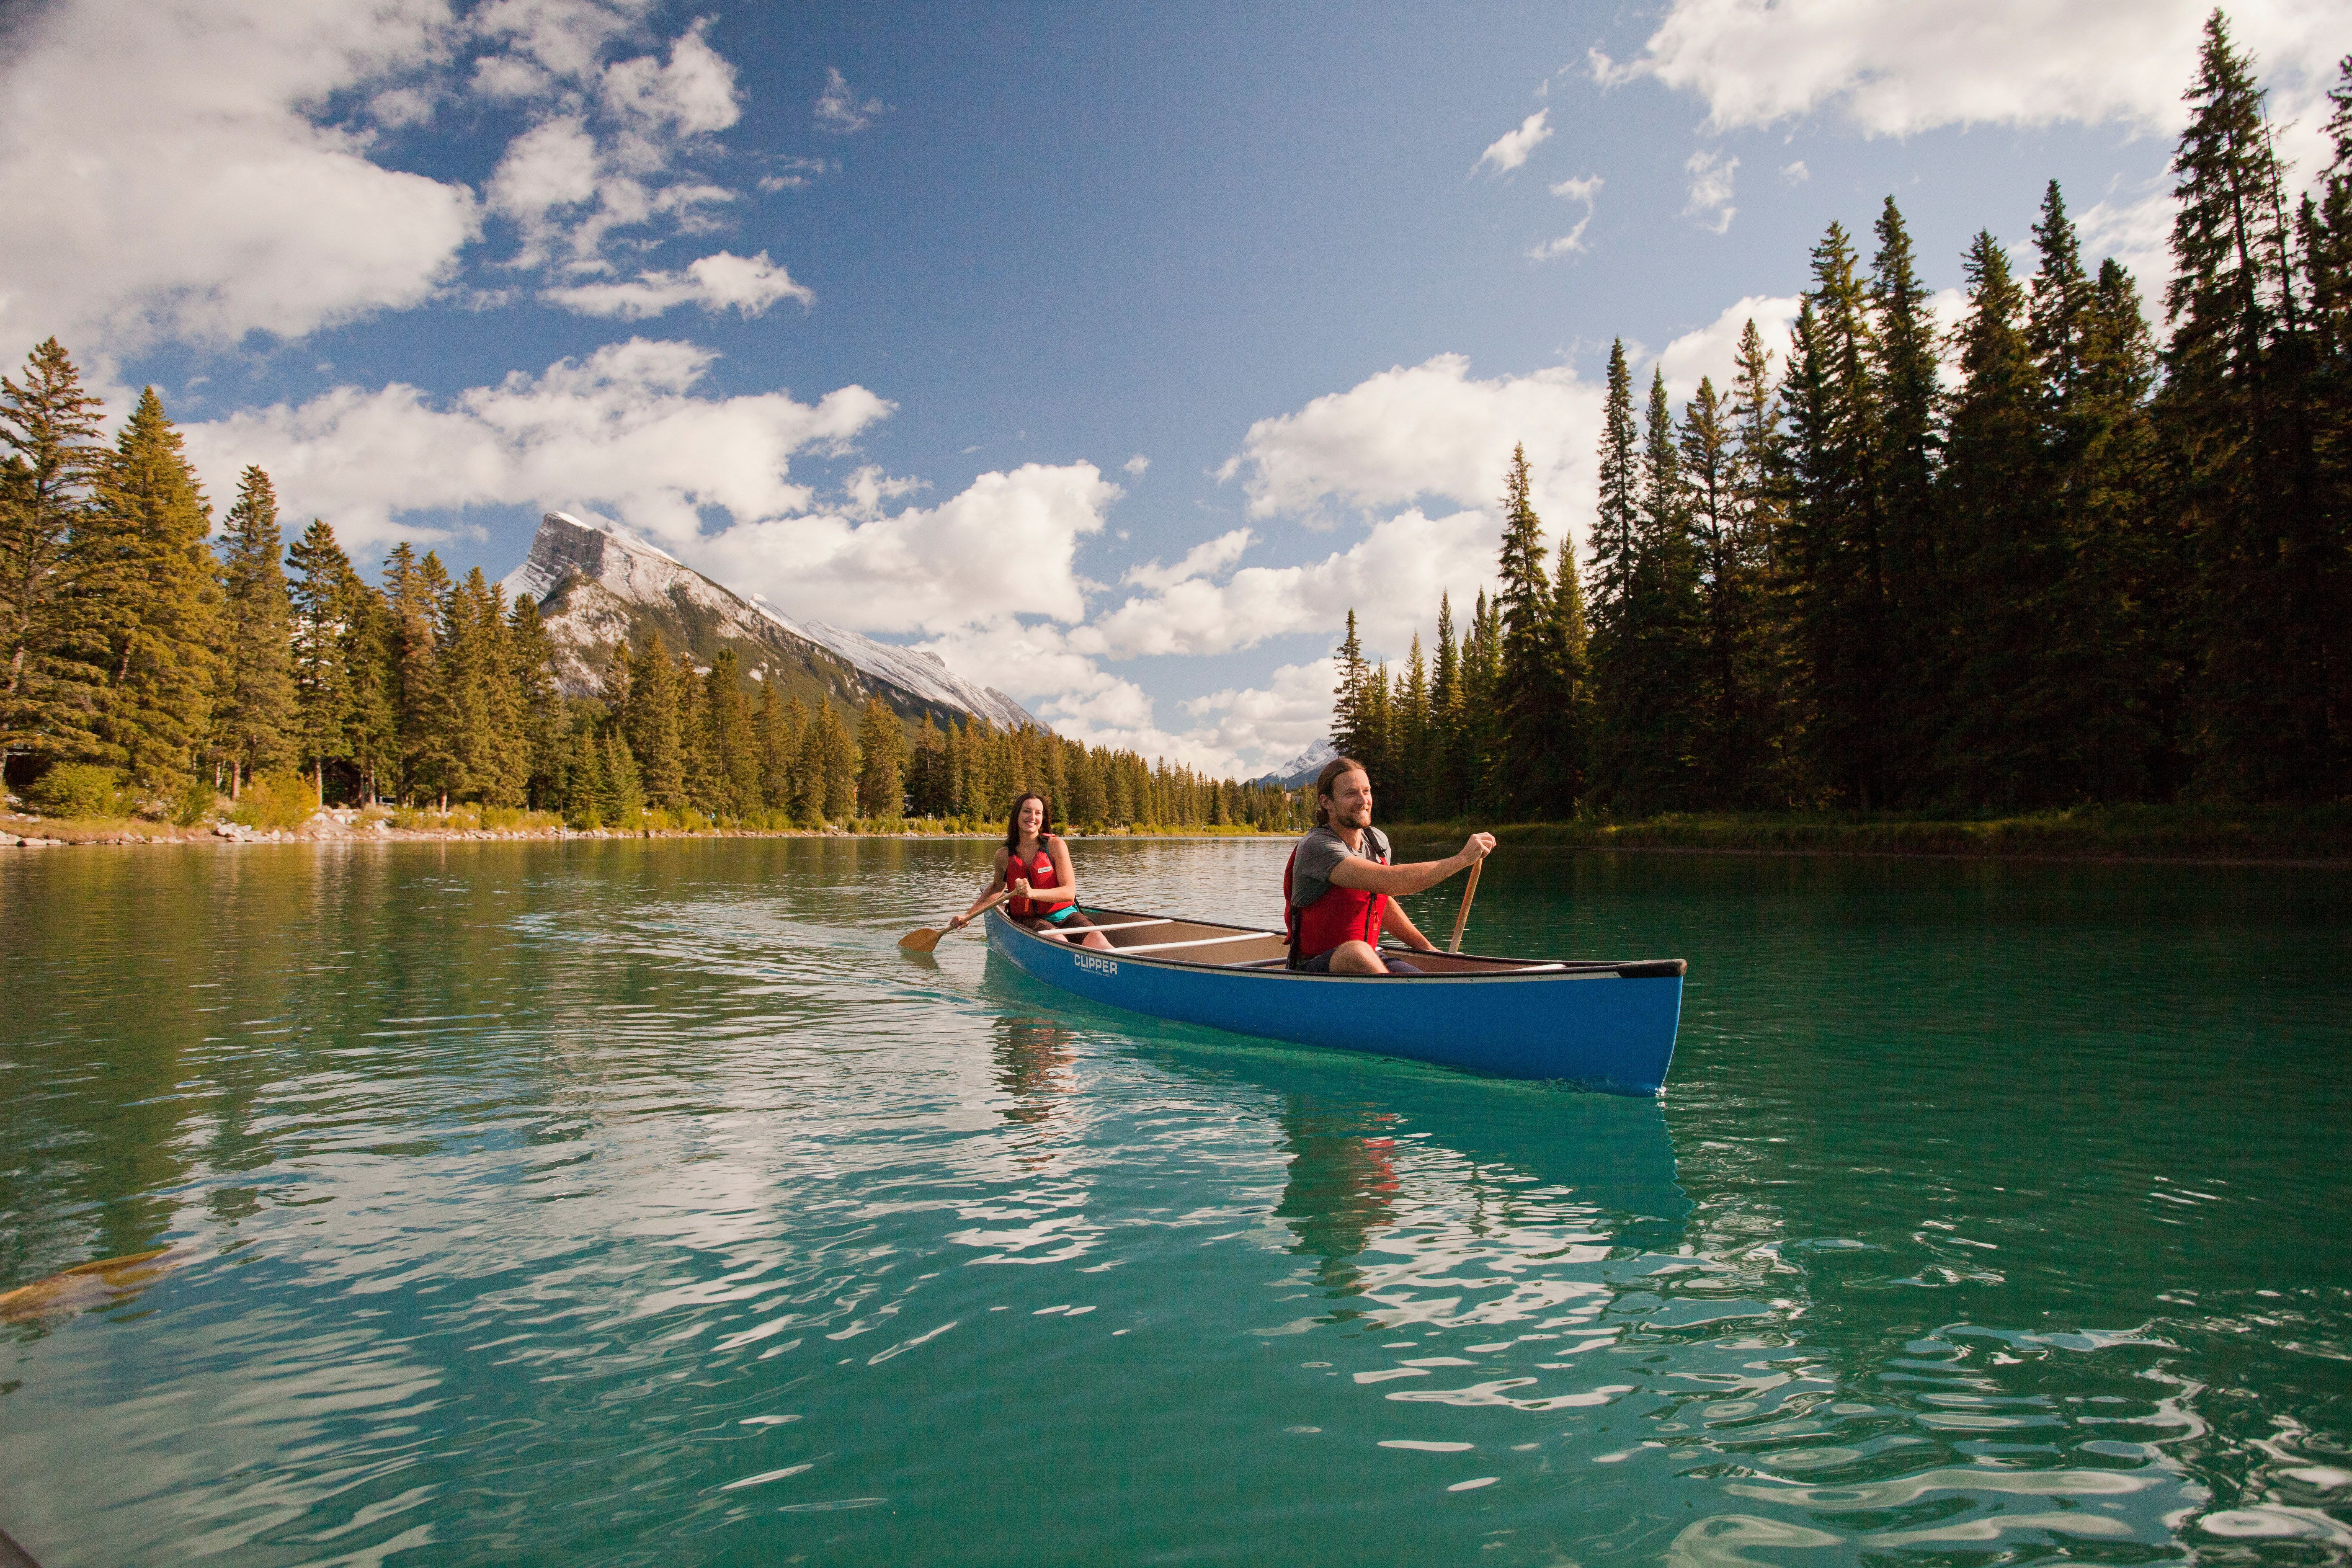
[1284,757,1494,974]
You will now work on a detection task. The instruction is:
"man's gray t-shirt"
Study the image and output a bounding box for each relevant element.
[1289,824,1392,910]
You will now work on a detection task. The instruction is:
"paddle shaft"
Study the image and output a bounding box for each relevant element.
[900,888,1008,952]
[1446,859,1484,953]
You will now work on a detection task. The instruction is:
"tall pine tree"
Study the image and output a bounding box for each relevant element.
[88,388,222,793]
[216,466,297,790]
[0,339,109,767]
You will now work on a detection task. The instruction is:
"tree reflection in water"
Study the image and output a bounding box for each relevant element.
[991,1014,1080,1164]
[1274,1098,1401,1292]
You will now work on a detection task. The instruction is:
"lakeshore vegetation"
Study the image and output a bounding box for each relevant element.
[1335,18,2348,826]
[0,352,1298,834]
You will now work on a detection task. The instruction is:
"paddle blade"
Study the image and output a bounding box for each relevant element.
[898,927,945,953]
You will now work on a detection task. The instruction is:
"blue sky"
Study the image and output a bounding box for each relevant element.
[1,0,2340,773]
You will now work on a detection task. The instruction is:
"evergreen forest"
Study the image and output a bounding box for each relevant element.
[0,351,1299,834]
[1336,18,2350,822]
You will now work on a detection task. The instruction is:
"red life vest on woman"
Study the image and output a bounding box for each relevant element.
[1282,829,1388,965]
[1006,837,1073,918]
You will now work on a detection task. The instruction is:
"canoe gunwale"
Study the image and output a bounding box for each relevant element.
[1003,905,1686,981]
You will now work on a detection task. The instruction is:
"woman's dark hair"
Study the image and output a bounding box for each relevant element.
[1004,792,1055,849]
[1314,757,1368,825]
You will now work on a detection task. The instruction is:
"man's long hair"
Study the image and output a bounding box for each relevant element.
[1004,792,1055,850]
[1313,757,1367,827]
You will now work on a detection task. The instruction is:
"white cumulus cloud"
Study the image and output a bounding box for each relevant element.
[179,338,890,550]
[699,463,1120,638]
[1474,110,1553,176]
[1181,659,1345,776]
[1595,0,2341,162]
[1217,352,1600,547]
[0,0,793,356]
[1076,509,1502,663]
[815,67,886,134]
[1683,149,1739,234]
[0,0,480,353]
[1531,173,1604,259]
[1654,294,1800,402]
[539,250,814,318]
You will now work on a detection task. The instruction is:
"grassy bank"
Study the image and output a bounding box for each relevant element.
[1387,804,2352,864]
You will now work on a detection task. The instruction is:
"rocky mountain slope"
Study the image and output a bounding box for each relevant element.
[1260,738,1336,788]
[499,512,1039,732]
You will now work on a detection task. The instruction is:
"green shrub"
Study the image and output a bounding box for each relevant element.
[28,763,124,819]
[170,776,217,826]
[232,770,319,831]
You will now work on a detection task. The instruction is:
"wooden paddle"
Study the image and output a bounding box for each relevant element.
[900,889,1009,953]
[1446,858,1484,954]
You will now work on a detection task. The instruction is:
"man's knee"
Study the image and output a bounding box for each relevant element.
[1328,940,1385,974]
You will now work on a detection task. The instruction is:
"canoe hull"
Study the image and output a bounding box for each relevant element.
[984,910,1683,1096]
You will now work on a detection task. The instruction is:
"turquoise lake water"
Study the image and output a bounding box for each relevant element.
[1,838,2347,1566]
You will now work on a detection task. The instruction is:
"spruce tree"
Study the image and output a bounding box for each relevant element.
[344,579,400,805]
[1681,376,1756,802]
[508,595,562,810]
[1588,340,1640,651]
[1939,230,2061,804]
[286,520,357,800]
[1787,223,1894,807]
[1359,662,1391,795]
[478,575,530,807]
[1459,590,1504,810]
[431,563,498,804]
[0,339,110,766]
[1552,528,1596,811]
[1429,592,1463,815]
[856,696,904,817]
[88,388,223,794]
[216,466,297,790]
[1615,370,1704,810]
[758,678,800,812]
[1397,634,1430,819]
[627,633,686,812]
[1329,610,1369,761]
[1730,317,1809,804]
[816,701,859,821]
[603,727,645,823]
[382,545,447,802]
[704,650,759,818]
[2030,191,2170,800]
[2161,10,2338,798]
[1494,442,1575,815]
[2076,257,2182,797]
[676,650,720,815]
[1870,197,1947,777]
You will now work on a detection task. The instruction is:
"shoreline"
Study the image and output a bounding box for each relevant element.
[0,814,1287,849]
[9,808,2342,869]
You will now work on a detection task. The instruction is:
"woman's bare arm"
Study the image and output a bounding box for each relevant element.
[950,851,1011,927]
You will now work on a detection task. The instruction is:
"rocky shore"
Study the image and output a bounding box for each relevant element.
[0,809,877,847]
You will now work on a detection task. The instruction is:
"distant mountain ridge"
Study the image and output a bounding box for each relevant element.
[1259,737,1337,789]
[500,512,1039,732]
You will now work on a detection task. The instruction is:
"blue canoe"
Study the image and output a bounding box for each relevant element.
[985,905,1686,1096]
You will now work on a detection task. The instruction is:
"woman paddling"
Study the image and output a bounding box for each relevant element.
[949,793,1113,951]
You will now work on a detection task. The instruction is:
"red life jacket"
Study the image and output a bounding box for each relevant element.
[1282,828,1388,967]
[1006,837,1073,918]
